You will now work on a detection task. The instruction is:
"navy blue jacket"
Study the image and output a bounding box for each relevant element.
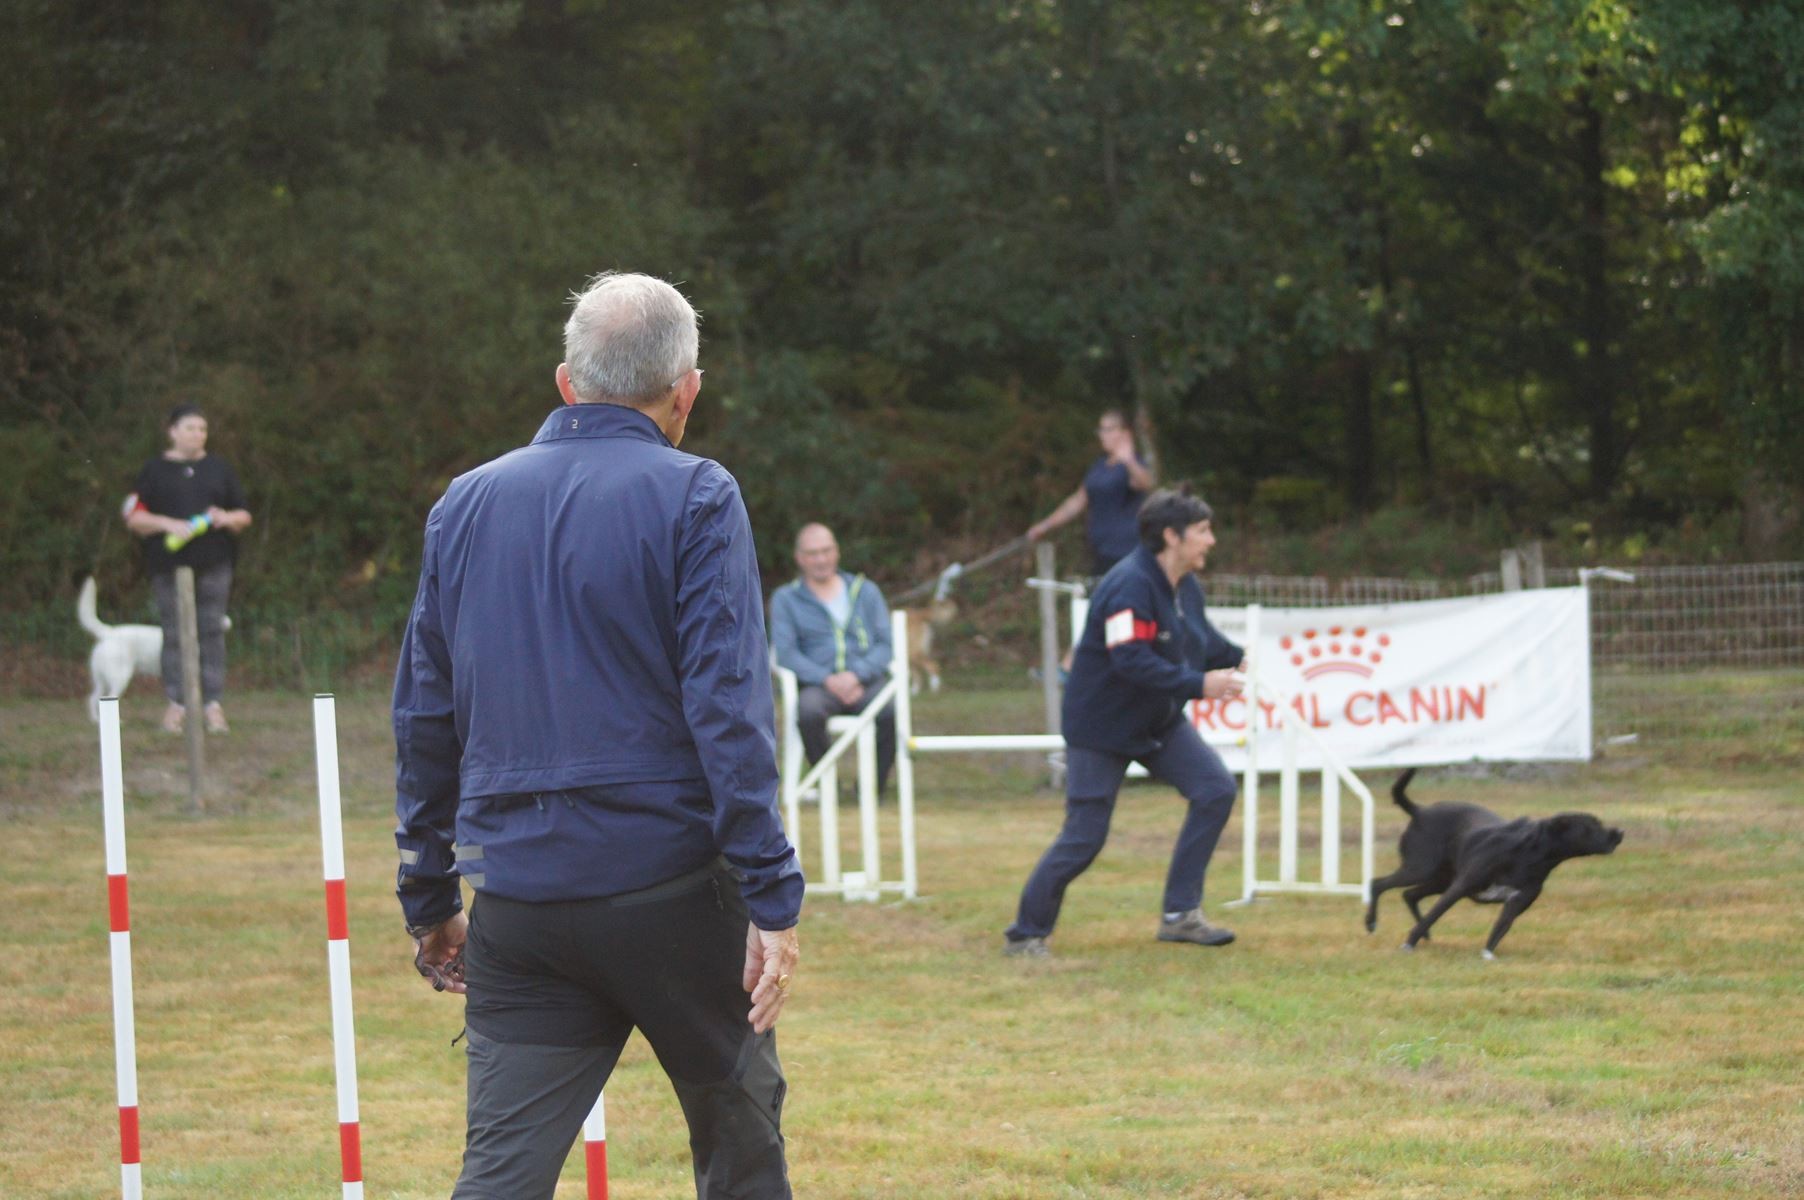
[393,404,803,932]
[1062,546,1244,757]
[1082,454,1149,573]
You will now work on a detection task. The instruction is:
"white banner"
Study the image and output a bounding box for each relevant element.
[1193,588,1592,768]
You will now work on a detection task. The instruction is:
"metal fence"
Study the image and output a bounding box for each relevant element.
[11,562,1801,753]
[1207,563,1804,750]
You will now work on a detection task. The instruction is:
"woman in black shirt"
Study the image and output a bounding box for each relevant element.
[122,405,252,733]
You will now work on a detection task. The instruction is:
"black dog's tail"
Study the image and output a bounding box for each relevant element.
[1391,768,1419,816]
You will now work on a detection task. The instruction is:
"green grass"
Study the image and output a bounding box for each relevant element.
[1,686,1800,1198]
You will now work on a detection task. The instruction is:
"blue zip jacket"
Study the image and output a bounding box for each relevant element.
[1063,546,1244,757]
[393,404,803,932]
[768,571,893,686]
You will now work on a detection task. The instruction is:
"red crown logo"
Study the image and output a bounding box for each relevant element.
[1281,625,1390,680]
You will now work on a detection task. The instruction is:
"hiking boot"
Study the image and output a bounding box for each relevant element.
[1157,909,1236,947]
[161,703,185,735]
[1003,936,1051,959]
[204,702,229,734]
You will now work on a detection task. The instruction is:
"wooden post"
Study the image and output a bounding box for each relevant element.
[174,566,206,813]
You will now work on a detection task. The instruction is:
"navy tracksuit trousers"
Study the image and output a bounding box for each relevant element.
[1007,719,1238,941]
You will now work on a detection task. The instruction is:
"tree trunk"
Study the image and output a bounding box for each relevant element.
[1576,84,1617,499]
[1341,351,1375,511]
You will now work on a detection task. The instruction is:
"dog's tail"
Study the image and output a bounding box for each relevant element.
[1391,768,1419,816]
[77,576,112,638]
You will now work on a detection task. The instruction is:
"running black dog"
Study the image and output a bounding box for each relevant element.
[1365,769,1623,959]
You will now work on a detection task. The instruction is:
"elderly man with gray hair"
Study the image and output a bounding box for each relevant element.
[394,271,803,1198]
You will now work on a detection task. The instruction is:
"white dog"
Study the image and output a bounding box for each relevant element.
[78,576,231,721]
[79,576,165,720]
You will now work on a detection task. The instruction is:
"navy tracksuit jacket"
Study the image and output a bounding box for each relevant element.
[1063,546,1244,757]
[392,403,803,933]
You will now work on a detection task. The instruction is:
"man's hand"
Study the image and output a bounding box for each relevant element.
[824,671,864,706]
[743,923,800,1034]
[410,911,469,994]
[1203,668,1247,701]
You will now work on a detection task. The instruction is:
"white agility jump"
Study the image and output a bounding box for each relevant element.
[777,602,1376,906]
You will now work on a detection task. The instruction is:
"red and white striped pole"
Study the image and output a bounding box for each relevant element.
[312,695,364,1199]
[583,1091,607,1198]
[98,698,143,1200]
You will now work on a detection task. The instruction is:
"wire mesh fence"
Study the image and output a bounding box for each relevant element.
[9,562,1801,754]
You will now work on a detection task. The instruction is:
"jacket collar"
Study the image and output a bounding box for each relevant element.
[531,402,673,447]
[1130,545,1176,596]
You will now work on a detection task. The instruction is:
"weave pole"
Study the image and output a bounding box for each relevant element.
[312,695,364,1199]
[583,1092,607,1198]
[99,698,142,1200]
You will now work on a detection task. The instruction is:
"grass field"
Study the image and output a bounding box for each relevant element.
[2,685,1800,1198]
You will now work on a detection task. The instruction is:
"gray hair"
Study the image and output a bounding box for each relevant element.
[562,272,700,404]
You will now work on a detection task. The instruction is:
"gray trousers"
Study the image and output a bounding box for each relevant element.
[796,681,895,790]
[453,865,790,1199]
[150,564,232,705]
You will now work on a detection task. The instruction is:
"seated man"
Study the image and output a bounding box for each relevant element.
[770,523,896,790]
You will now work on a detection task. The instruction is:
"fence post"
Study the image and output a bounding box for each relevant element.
[1500,549,1522,591]
[1036,542,1061,739]
[1035,542,1063,789]
[174,566,206,813]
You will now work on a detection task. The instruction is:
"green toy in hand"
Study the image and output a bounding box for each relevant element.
[164,514,212,552]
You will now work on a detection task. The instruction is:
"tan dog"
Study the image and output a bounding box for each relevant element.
[904,595,957,694]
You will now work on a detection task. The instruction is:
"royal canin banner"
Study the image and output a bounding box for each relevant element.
[1192,588,1592,769]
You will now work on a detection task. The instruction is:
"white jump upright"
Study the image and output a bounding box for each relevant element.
[582,1091,608,1198]
[775,611,917,901]
[1233,667,1376,906]
[311,695,365,1200]
[779,593,1372,908]
[98,698,142,1200]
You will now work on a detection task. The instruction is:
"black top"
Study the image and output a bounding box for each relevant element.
[130,454,247,574]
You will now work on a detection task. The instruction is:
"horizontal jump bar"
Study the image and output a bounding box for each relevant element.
[908,733,1245,752]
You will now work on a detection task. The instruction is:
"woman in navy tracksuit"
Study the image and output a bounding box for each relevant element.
[1005,489,1247,955]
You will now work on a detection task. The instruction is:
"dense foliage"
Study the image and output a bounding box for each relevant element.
[5,0,1801,625]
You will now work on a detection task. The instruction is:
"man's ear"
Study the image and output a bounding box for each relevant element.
[670,369,701,424]
[555,363,582,406]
